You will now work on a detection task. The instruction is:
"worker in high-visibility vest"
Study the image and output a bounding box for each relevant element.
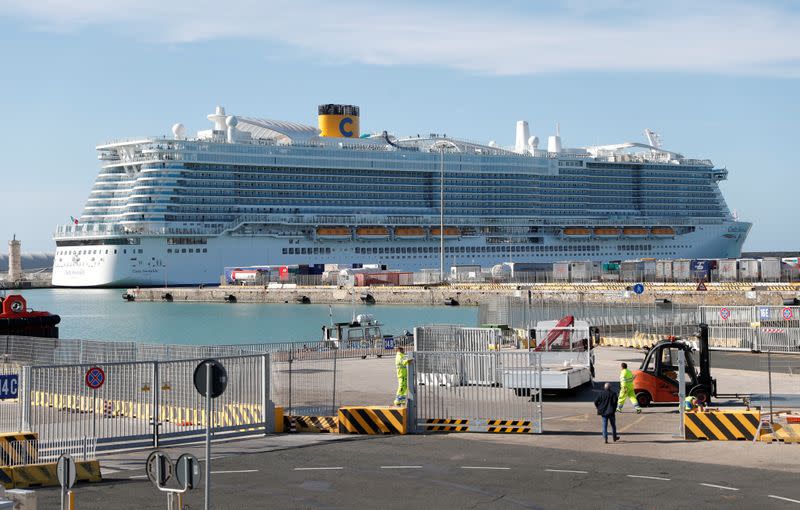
[394,346,412,406]
[617,362,641,413]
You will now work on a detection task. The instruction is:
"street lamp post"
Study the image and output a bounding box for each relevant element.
[439,148,445,282]
[433,140,457,283]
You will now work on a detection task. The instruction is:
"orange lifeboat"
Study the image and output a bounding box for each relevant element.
[622,227,648,237]
[394,226,427,239]
[563,227,591,238]
[430,227,461,238]
[317,227,351,240]
[650,226,676,237]
[593,227,621,237]
[356,226,390,239]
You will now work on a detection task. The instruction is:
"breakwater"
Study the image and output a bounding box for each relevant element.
[127,282,800,306]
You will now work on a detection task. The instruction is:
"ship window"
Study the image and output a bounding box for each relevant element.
[203,249,207,253]
[182,249,187,253]
[114,250,117,254]
[189,249,194,253]
[168,249,172,254]
[326,248,331,254]
[356,247,361,254]
[123,249,127,254]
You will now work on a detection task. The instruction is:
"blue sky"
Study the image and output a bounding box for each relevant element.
[0,0,798,253]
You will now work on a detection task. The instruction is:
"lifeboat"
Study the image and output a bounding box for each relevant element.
[394,226,427,239]
[430,226,461,238]
[356,226,390,239]
[650,226,675,237]
[593,227,621,238]
[317,227,352,240]
[622,227,648,237]
[0,295,60,339]
[563,227,591,238]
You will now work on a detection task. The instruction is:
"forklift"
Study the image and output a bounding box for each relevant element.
[633,324,716,407]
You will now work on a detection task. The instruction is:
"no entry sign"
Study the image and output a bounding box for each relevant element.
[85,366,105,390]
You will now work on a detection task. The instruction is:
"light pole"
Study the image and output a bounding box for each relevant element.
[433,140,457,282]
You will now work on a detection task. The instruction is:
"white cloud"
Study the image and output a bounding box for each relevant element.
[3,0,800,76]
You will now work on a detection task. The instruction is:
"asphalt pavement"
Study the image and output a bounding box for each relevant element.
[38,434,800,509]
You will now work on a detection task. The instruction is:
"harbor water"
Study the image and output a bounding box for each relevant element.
[14,288,478,344]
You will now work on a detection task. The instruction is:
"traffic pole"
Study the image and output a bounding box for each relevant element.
[205,361,212,510]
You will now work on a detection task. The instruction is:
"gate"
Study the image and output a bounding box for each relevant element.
[410,351,543,434]
[701,306,800,352]
[23,354,271,452]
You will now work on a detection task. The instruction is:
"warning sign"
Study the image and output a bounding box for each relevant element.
[719,307,731,320]
[696,281,707,291]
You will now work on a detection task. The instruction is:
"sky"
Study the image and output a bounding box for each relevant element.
[0,0,798,253]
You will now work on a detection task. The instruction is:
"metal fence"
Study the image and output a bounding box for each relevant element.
[0,334,413,366]
[271,355,337,417]
[7,354,271,453]
[411,351,543,433]
[700,306,800,352]
[414,326,509,352]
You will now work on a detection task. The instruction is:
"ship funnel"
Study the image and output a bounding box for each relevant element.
[547,122,562,154]
[318,104,360,138]
[515,120,530,154]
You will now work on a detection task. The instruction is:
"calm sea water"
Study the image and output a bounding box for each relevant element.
[13,289,477,345]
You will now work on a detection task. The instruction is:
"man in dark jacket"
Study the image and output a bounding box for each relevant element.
[594,382,620,443]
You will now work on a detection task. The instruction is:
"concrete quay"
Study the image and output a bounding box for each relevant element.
[126,282,800,306]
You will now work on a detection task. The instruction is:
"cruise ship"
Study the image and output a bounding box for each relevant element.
[52,104,750,286]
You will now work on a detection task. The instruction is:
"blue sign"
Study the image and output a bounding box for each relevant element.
[633,283,645,295]
[759,307,771,321]
[384,337,395,350]
[0,375,18,400]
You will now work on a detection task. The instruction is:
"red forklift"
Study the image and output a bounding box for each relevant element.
[633,324,716,407]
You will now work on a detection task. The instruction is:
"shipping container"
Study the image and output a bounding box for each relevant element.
[717,259,737,281]
[552,262,570,281]
[672,259,691,281]
[655,260,673,281]
[760,257,782,282]
[690,259,711,281]
[642,259,657,281]
[737,258,759,281]
[324,263,341,272]
[620,260,644,282]
[450,265,482,276]
[569,261,593,282]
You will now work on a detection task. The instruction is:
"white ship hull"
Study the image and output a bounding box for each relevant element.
[52,221,749,287]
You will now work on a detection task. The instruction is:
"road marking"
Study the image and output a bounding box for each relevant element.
[380,466,422,469]
[700,483,739,491]
[545,469,588,474]
[211,469,259,474]
[627,475,671,481]
[461,466,510,470]
[619,415,646,432]
[129,475,148,479]
[294,467,344,471]
[769,495,800,504]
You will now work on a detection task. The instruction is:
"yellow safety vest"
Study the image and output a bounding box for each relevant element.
[620,368,634,388]
[396,352,409,376]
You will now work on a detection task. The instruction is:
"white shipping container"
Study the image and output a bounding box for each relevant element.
[450,265,481,276]
[620,260,644,282]
[737,258,760,281]
[569,261,593,282]
[717,259,738,281]
[673,259,691,281]
[643,260,657,281]
[760,257,781,282]
[656,260,673,281]
[553,262,570,280]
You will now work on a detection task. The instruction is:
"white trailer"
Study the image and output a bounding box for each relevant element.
[502,319,593,392]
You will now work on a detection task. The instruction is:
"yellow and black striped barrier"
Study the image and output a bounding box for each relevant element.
[338,406,407,435]
[487,420,532,433]
[285,415,338,433]
[760,423,800,444]
[0,467,13,489]
[10,459,101,488]
[0,433,38,466]
[422,419,469,432]
[684,411,760,440]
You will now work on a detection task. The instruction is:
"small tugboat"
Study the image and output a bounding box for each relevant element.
[0,294,60,338]
[321,314,385,358]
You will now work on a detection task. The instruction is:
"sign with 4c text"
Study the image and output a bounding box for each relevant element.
[0,374,19,399]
